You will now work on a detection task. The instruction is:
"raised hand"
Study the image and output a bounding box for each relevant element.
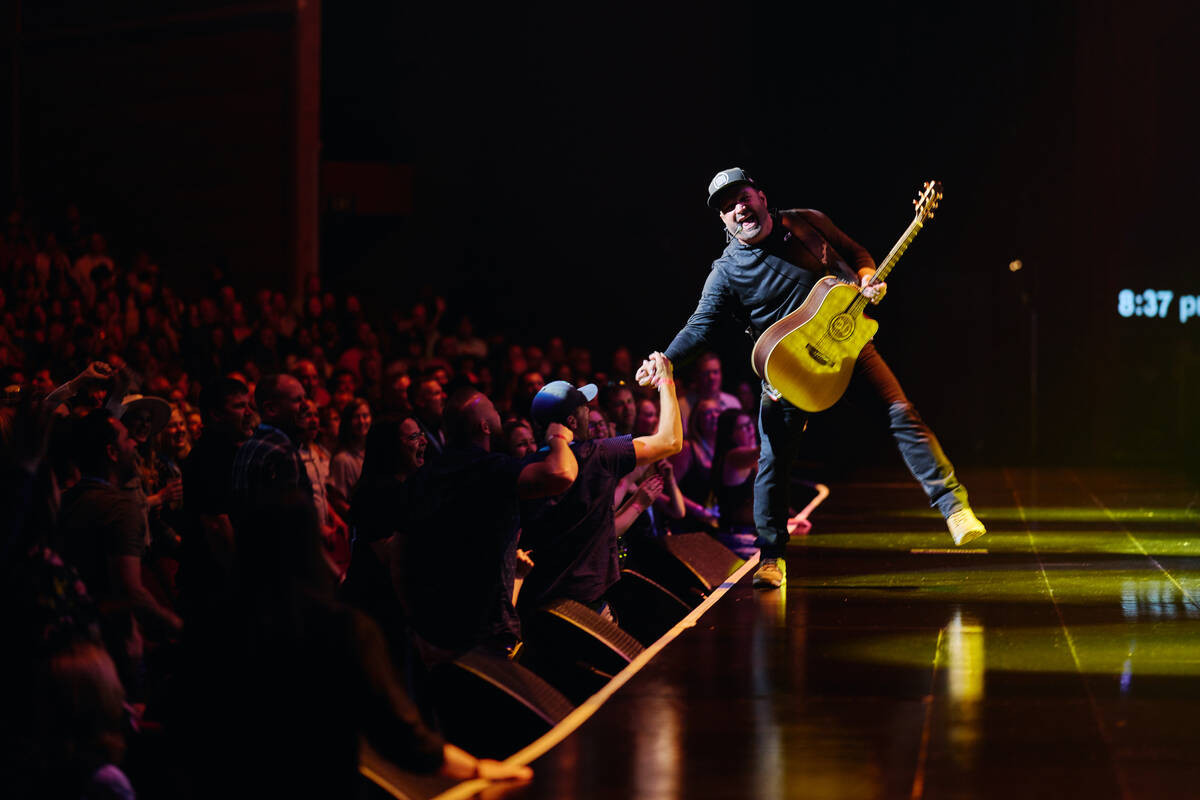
[635,358,656,387]
[633,474,665,508]
[545,421,574,444]
[515,548,535,580]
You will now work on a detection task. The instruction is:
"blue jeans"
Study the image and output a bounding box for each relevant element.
[753,342,970,558]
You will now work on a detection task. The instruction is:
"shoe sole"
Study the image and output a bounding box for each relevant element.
[952,528,987,546]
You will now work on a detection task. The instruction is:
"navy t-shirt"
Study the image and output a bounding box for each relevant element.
[392,444,525,654]
[519,435,637,609]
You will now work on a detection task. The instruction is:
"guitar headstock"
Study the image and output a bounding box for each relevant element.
[913,180,943,221]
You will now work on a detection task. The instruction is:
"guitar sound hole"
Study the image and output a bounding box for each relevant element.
[805,344,832,366]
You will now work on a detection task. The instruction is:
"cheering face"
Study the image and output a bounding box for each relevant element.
[506,424,537,459]
[164,409,189,454]
[399,418,428,472]
[718,186,771,243]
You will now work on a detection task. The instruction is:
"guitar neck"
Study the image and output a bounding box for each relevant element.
[869,216,925,286]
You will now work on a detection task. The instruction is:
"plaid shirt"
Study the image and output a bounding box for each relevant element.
[231,423,313,509]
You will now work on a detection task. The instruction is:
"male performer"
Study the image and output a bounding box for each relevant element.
[637,168,985,589]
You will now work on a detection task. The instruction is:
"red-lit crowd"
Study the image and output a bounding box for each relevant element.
[0,204,774,798]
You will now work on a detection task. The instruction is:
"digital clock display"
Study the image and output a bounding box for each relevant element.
[1118,289,1200,323]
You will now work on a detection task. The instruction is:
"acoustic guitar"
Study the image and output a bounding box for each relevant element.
[750,181,943,412]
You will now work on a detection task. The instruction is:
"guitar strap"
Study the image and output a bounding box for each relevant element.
[781,214,853,280]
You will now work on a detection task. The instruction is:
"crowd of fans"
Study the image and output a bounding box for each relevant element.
[0,203,773,797]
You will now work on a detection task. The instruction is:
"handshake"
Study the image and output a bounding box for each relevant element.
[635,352,674,389]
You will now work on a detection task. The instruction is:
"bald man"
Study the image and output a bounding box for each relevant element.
[391,388,578,661]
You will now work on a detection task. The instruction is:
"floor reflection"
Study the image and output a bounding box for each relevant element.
[1120,578,1200,621]
[629,687,682,799]
[943,608,984,770]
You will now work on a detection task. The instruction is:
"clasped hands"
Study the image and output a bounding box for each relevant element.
[634,352,673,388]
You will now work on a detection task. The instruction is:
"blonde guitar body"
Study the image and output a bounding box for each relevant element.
[749,181,943,413]
[751,277,878,412]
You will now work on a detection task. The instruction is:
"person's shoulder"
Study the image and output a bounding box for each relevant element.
[778,208,829,229]
[781,208,825,220]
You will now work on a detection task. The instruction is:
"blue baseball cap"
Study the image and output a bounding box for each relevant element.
[531,381,598,427]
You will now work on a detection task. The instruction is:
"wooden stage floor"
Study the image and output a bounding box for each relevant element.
[407,467,1200,800]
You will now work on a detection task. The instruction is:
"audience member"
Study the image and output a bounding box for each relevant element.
[678,352,741,435]
[601,381,637,437]
[518,353,682,619]
[392,388,578,662]
[230,374,313,525]
[711,408,761,558]
[181,489,531,798]
[329,397,371,520]
[57,410,183,692]
[33,642,136,800]
[292,358,331,408]
[317,402,340,454]
[298,398,350,577]
[179,377,252,618]
[670,397,722,528]
[502,418,537,459]
[408,375,447,460]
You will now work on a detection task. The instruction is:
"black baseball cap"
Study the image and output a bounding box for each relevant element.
[531,381,598,427]
[706,167,757,209]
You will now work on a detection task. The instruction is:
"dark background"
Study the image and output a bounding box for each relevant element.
[4,0,1198,471]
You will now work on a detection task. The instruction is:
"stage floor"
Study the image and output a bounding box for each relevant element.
[479,466,1200,800]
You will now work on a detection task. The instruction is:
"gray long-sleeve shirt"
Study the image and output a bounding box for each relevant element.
[663,209,875,368]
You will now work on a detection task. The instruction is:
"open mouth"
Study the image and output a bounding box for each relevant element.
[735,213,758,232]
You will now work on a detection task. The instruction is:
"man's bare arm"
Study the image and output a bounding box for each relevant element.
[633,352,683,467]
[517,422,578,500]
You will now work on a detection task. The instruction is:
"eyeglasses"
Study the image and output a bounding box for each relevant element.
[402,431,426,443]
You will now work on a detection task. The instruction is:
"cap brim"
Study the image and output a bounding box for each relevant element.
[580,383,598,402]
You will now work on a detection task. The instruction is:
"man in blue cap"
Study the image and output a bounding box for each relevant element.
[519,352,682,618]
[638,168,985,590]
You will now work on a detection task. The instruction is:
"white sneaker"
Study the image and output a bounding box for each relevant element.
[947,508,987,545]
[753,557,786,589]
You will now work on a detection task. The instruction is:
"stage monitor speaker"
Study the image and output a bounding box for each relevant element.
[429,646,574,759]
[605,569,692,647]
[519,598,645,704]
[625,532,745,606]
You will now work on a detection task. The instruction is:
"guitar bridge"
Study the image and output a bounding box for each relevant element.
[806,344,833,366]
